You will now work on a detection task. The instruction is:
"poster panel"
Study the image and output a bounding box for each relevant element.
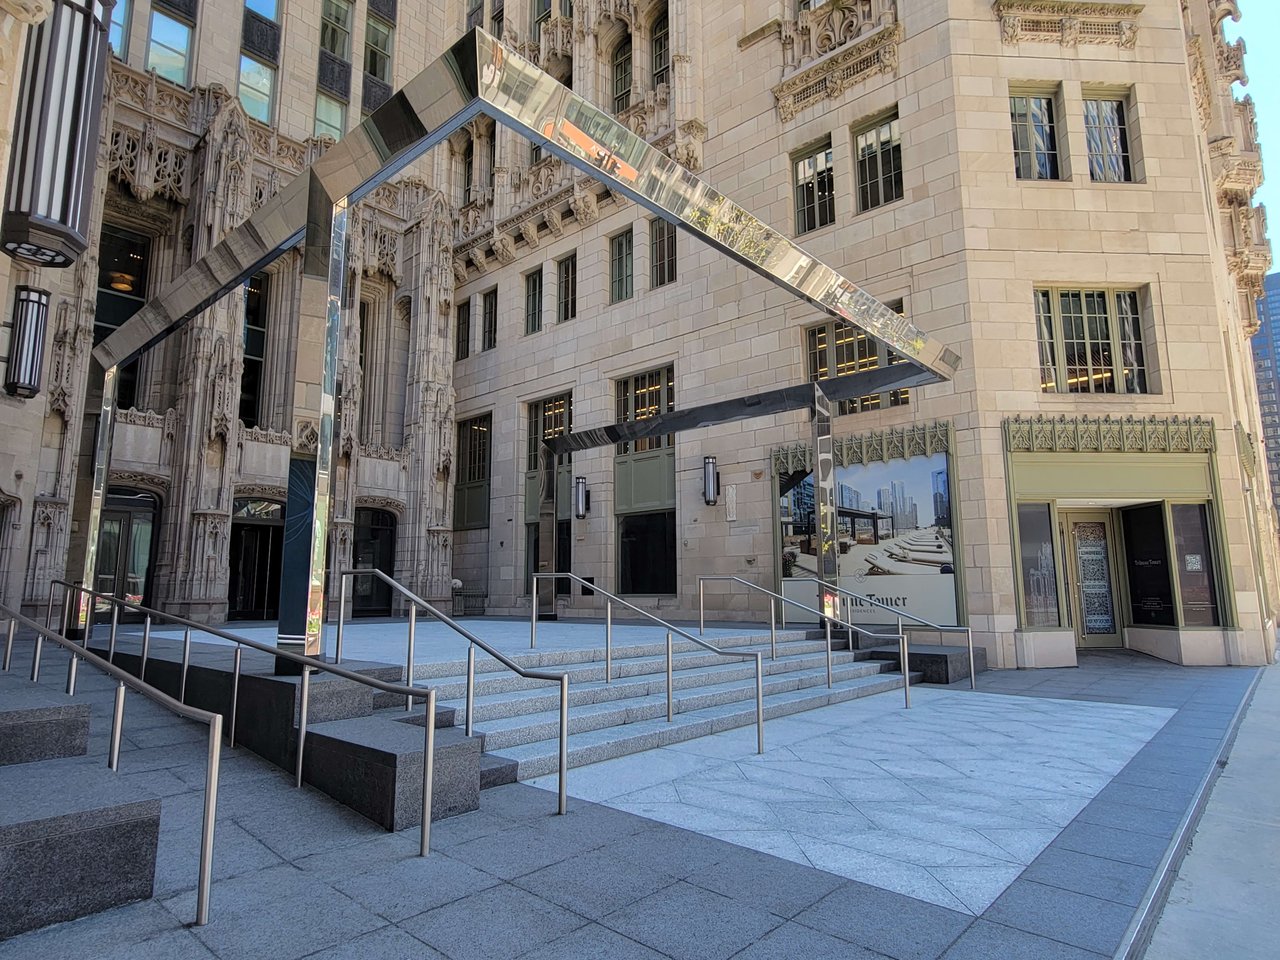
[779,450,958,625]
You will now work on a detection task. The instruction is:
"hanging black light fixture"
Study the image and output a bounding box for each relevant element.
[1,0,114,268]
[5,286,51,397]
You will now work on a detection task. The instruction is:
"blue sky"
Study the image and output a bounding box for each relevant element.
[1226,2,1279,245]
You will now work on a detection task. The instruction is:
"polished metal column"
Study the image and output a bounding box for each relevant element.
[277,174,347,668]
[76,364,118,634]
[811,384,840,619]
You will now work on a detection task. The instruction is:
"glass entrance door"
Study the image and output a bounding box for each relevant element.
[1064,511,1123,648]
[93,492,158,620]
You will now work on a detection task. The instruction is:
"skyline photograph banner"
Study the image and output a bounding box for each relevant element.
[779,450,959,625]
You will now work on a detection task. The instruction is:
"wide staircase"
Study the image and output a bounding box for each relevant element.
[0,572,961,936]
[414,626,907,781]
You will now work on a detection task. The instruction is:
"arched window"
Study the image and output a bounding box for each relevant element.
[651,12,670,89]
[612,37,632,113]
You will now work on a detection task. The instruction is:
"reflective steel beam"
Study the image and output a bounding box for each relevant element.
[94,27,958,380]
[542,365,936,457]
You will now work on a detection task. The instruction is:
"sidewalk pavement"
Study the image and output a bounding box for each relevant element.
[1144,662,1279,960]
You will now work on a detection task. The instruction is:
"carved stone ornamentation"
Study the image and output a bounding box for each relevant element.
[773,23,904,123]
[453,258,470,283]
[469,248,488,275]
[991,2,1145,48]
[491,233,516,265]
[295,420,320,454]
[569,187,599,226]
[1002,415,1216,456]
[545,208,564,237]
[108,470,171,493]
[520,221,541,249]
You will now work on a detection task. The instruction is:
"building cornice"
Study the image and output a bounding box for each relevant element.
[1002,415,1216,455]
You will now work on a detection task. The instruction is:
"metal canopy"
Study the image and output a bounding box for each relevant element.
[92,28,959,380]
[83,27,958,651]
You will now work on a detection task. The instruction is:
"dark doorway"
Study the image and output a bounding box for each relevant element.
[618,511,677,595]
[93,489,159,621]
[229,499,284,620]
[353,507,397,616]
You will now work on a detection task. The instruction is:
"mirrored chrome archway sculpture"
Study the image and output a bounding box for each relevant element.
[92,28,959,656]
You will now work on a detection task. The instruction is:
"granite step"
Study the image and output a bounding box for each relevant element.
[0,673,90,766]
[491,670,919,780]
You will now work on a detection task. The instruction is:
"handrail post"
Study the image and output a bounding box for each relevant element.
[229,646,242,748]
[65,647,78,696]
[754,652,764,755]
[530,578,538,649]
[3,619,14,672]
[966,626,976,691]
[139,616,152,683]
[420,688,437,856]
[334,574,346,664]
[465,644,476,737]
[899,616,910,709]
[769,597,776,661]
[605,600,612,683]
[108,681,126,770]
[180,627,192,704]
[698,579,704,636]
[406,604,417,711]
[30,630,42,682]
[824,618,833,688]
[107,603,120,664]
[665,632,674,722]
[195,713,222,927]
[59,588,71,639]
[295,666,311,788]
[557,673,569,815]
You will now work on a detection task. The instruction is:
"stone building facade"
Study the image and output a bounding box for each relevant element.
[0,0,1274,668]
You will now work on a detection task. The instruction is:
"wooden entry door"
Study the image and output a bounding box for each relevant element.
[1062,511,1124,648]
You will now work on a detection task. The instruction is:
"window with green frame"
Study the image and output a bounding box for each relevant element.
[455,414,491,530]
[1035,287,1149,394]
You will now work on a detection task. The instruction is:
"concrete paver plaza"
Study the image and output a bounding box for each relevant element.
[0,623,1263,960]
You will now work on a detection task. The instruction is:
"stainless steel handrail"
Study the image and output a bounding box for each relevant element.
[1,602,223,927]
[533,573,766,754]
[784,576,977,691]
[335,568,570,814]
[52,579,446,848]
[697,575,911,708]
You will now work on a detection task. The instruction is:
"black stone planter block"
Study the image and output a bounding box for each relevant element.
[863,644,989,684]
[302,716,481,830]
[0,762,159,939]
[0,675,89,766]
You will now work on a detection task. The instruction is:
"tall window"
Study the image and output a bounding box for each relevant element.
[455,301,471,360]
[794,141,835,234]
[650,218,676,288]
[805,301,907,414]
[482,288,498,351]
[245,0,276,17]
[109,0,131,55]
[96,226,151,410]
[651,12,670,88]
[321,0,352,60]
[1084,98,1132,183]
[240,273,269,427]
[147,10,192,85]
[527,393,572,471]
[365,16,393,83]
[616,365,674,454]
[533,0,551,39]
[557,253,577,322]
[854,114,903,212]
[610,230,634,303]
[525,269,543,335]
[462,139,474,205]
[490,0,504,37]
[315,94,346,139]
[1010,94,1060,180]
[466,0,484,29]
[1035,288,1148,394]
[238,55,275,124]
[455,414,491,530]
[612,37,633,113]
